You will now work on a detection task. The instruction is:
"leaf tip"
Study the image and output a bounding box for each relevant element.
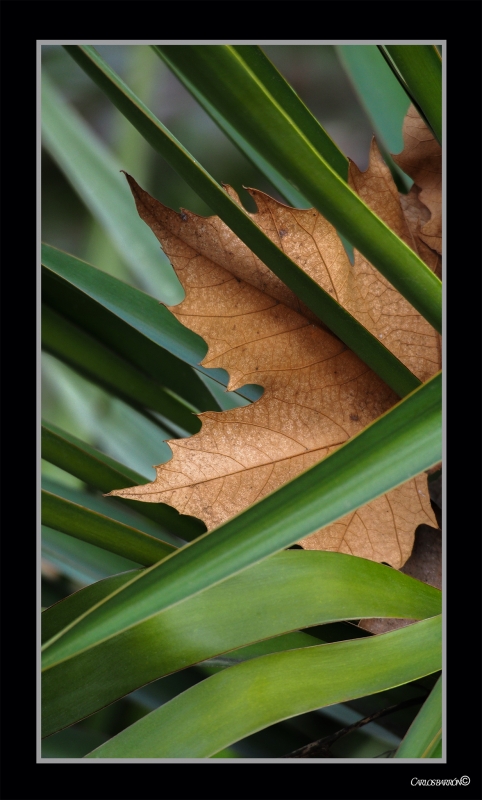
[121,171,138,193]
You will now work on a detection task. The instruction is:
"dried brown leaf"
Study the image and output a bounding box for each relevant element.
[393,105,442,256]
[108,110,441,568]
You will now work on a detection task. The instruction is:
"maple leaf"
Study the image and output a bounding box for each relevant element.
[108,107,440,569]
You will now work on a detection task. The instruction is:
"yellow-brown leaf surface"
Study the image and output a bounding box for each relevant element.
[108,109,440,568]
[393,105,442,258]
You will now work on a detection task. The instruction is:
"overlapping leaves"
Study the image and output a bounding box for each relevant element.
[109,109,441,568]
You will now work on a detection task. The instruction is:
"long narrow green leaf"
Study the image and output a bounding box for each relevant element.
[41,372,441,668]
[42,477,182,548]
[42,305,197,435]
[41,350,198,491]
[62,44,426,397]
[394,675,442,758]
[143,44,441,332]
[41,421,204,541]
[42,567,368,651]
[231,46,348,178]
[79,50,161,320]
[155,45,355,260]
[155,44,346,207]
[41,525,138,586]
[336,45,410,156]
[42,571,139,643]
[42,525,140,586]
[42,551,440,736]
[154,54,308,209]
[41,73,180,301]
[85,616,441,758]
[381,46,442,145]
[335,45,411,192]
[42,243,257,405]
[41,490,175,565]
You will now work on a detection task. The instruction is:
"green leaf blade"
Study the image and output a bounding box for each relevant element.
[41,73,181,301]
[41,421,204,541]
[41,244,226,409]
[42,305,197,435]
[42,551,440,736]
[394,674,442,758]
[41,490,175,566]
[84,616,441,758]
[41,372,441,669]
[155,43,348,200]
[42,244,262,405]
[42,525,140,587]
[336,45,411,156]
[382,46,442,145]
